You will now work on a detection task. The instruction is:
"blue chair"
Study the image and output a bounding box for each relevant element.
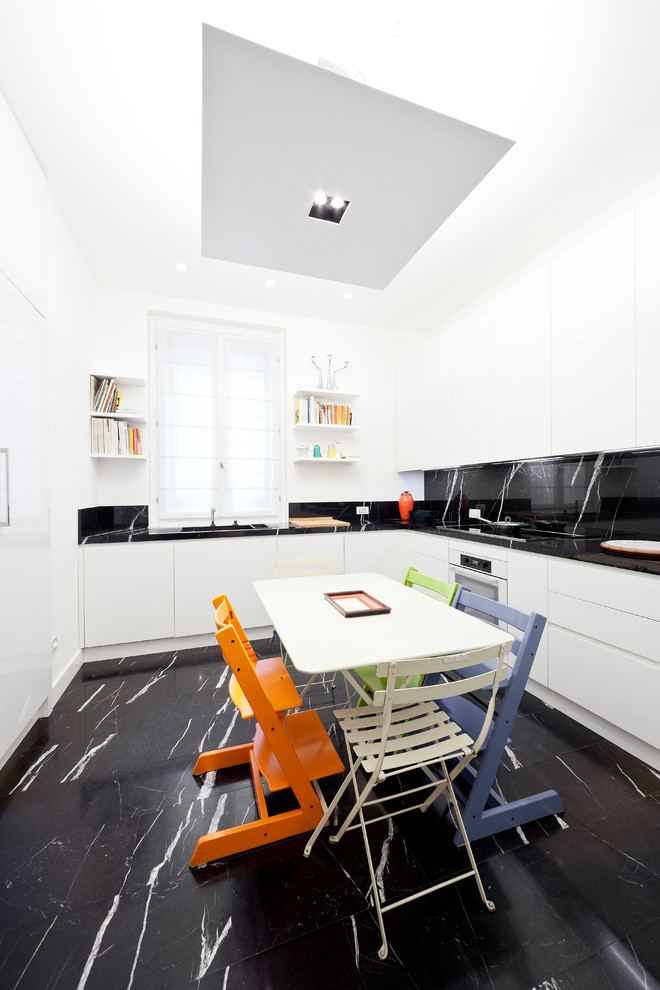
[426,586,564,844]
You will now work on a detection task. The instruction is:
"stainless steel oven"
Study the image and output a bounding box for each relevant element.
[448,548,507,624]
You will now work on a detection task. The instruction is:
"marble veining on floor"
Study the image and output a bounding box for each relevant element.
[1,643,659,990]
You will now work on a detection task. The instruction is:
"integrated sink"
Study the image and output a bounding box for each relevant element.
[180,523,269,533]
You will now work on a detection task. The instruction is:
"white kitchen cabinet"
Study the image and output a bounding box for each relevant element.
[550,210,636,455]
[450,310,495,466]
[275,533,344,576]
[406,531,450,584]
[548,556,659,620]
[83,543,174,646]
[0,268,51,766]
[344,530,408,580]
[489,267,552,462]
[507,549,549,685]
[174,536,275,636]
[546,555,660,757]
[549,626,660,751]
[634,188,660,447]
[395,333,452,471]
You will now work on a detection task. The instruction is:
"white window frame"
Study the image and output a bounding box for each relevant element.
[148,313,286,530]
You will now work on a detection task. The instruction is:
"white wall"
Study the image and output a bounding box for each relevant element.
[91,287,423,511]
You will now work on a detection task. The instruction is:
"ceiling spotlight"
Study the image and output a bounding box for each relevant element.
[175,262,188,271]
[265,278,277,287]
[342,292,353,300]
[309,193,350,224]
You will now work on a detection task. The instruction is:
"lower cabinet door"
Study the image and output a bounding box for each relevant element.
[83,544,174,646]
[174,537,275,637]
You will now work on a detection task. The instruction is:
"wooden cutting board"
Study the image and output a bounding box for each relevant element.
[600,539,660,558]
[289,517,351,528]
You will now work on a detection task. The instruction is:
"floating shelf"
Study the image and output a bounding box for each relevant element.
[90,411,146,423]
[293,388,359,402]
[294,423,358,432]
[91,453,146,460]
[294,456,360,463]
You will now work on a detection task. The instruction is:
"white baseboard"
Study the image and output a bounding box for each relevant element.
[526,678,660,772]
[81,627,274,664]
[51,649,84,709]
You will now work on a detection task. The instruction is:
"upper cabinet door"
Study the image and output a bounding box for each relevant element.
[550,210,636,455]
[635,188,660,448]
[395,332,452,471]
[490,266,551,462]
[0,93,47,315]
[451,308,495,466]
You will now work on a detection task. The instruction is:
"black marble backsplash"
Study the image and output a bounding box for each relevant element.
[78,505,148,543]
[424,446,660,540]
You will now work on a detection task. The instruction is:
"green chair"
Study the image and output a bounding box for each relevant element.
[349,567,459,705]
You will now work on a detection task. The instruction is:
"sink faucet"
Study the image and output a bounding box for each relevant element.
[210,506,216,527]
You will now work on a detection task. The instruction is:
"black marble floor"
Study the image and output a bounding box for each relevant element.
[1,643,659,990]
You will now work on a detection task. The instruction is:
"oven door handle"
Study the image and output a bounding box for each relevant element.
[450,566,504,590]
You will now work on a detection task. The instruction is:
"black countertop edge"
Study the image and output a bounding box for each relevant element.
[79,520,660,576]
[80,520,412,544]
[433,525,660,576]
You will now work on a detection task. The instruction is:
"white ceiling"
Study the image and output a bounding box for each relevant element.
[1,1,660,333]
[201,26,513,288]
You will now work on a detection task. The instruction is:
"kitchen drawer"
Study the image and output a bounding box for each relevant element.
[548,590,660,663]
[548,557,660,620]
[409,532,449,561]
[549,626,660,750]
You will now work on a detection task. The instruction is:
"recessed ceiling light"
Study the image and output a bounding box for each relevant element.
[308,194,350,224]
[265,278,277,287]
[342,292,353,300]
[175,262,188,271]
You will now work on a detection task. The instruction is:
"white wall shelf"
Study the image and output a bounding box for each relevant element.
[294,423,358,432]
[90,411,146,423]
[90,373,147,457]
[91,453,146,460]
[293,456,359,463]
[293,388,359,402]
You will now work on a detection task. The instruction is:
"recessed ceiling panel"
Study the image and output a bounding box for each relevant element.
[202,25,514,289]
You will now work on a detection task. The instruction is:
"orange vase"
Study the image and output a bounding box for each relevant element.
[399,491,414,522]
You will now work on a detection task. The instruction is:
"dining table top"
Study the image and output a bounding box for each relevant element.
[253,571,514,674]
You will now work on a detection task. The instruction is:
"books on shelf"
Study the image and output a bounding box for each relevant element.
[294,396,353,425]
[91,417,142,455]
[90,376,122,414]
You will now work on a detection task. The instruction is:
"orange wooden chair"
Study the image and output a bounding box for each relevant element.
[189,615,344,866]
[212,594,301,716]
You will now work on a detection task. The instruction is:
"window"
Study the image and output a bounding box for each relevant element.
[149,315,285,527]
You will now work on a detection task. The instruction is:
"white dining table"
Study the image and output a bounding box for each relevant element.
[253,571,513,674]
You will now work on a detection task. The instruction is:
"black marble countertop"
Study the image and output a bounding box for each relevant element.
[80,517,660,575]
[433,524,660,576]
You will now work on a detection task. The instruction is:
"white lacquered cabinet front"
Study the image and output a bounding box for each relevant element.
[174,537,275,636]
[344,530,407,580]
[83,543,174,646]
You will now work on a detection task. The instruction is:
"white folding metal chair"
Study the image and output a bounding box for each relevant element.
[304,640,511,960]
